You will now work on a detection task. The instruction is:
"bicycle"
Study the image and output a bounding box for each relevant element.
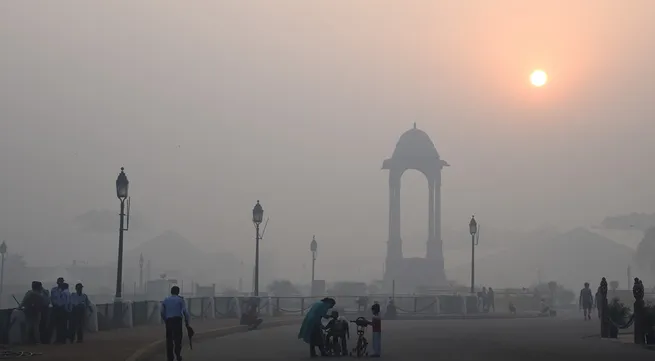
[349,317,369,357]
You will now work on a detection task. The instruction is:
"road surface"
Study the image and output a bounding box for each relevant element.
[148,317,650,360]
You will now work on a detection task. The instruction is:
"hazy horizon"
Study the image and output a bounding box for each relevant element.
[1,1,654,287]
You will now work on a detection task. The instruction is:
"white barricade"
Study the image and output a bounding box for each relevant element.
[148,301,163,325]
[8,309,25,344]
[86,302,99,332]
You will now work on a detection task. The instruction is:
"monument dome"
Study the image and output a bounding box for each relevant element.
[391,124,440,159]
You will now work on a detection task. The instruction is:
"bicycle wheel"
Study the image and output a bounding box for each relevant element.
[356,337,364,357]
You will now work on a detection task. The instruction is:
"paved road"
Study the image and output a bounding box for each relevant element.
[149,318,650,360]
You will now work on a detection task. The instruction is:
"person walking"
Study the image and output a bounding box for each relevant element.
[69,283,92,343]
[487,287,496,312]
[161,286,190,361]
[579,282,594,321]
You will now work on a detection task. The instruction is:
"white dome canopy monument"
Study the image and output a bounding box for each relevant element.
[382,124,449,292]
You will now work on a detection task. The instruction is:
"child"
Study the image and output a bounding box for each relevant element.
[324,310,349,356]
[370,303,382,357]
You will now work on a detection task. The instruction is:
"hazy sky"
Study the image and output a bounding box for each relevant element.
[1,1,654,270]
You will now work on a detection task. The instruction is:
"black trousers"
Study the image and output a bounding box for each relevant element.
[165,317,183,361]
[39,307,50,344]
[69,306,86,342]
[51,306,69,343]
[309,324,325,357]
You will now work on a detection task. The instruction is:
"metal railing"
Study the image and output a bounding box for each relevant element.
[0,293,543,345]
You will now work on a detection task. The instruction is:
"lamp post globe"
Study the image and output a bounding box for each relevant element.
[310,235,318,295]
[310,236,317,254]
[116,167,129,200]
[252,200,264,225]
[469,215,477,236]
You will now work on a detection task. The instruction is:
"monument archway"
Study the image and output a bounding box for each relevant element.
[382,124,449,292]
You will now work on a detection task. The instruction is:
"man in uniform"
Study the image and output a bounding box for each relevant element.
[69,283,92,343]
[161,286,190,361]
[50,277,70,344]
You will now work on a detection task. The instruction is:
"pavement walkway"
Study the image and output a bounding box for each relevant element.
[7,316,296,361]
[147,317,653,361]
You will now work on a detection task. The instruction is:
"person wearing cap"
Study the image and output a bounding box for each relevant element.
[161,286,190,361]
[49,277,70,344]
[70,283,92,343]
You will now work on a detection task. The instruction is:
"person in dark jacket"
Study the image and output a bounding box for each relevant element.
[20,281,48,344]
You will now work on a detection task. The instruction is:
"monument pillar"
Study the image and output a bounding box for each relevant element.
[386,169,403,280]
[428,177,435,243]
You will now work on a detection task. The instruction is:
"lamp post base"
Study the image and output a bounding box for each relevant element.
[113,299,124,329]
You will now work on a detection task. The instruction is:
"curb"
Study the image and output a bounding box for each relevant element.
[387,313,541,321]
[124,318,302,361]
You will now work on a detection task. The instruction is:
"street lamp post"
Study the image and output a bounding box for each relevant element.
[469,216,479,294]
[310,235,318,294]
[0,241,6,302]
[115,167,130,300]
[139,253,144,293]
[252,200,264,296]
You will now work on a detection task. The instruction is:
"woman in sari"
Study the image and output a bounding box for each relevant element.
[298,297,336,357]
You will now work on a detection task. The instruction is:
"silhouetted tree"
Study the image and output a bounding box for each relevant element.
[219,287,240,296]
[610,281,619,292]
[267,280,300,296]
[534,282,574,305]
[548,281,558,302]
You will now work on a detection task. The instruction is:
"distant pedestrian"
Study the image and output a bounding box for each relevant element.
[69,283,92,343]
[161,286,190,361]
[50,277,70,344]
[579,282,594,321]
[20,281,48,344]
[487,287,495,312]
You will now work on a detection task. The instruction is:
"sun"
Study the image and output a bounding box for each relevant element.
[530,70,548,87]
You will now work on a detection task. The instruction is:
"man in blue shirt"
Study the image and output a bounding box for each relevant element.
[70,283,92,343]
[161,286,190,361]
[49,277,71,344]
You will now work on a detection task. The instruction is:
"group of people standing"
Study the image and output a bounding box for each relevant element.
[19,277,92,344]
